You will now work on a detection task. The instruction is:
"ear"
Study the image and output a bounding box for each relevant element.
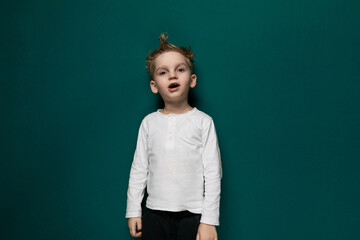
[190,74,197,88]
[150,80,159,94]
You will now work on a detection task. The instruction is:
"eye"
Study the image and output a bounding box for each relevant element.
[159,71,166,75]
[178,68,185,72]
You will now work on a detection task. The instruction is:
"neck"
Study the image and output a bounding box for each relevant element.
[162,101,193,115]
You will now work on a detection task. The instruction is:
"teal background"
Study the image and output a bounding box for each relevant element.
[2,0,360,239]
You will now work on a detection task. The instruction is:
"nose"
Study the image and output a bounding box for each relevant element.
[169,71,177,80]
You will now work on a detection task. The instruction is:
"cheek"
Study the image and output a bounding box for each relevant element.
[183,77,192,86]
[158,82,169,91]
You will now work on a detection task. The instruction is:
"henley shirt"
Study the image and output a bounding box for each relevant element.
[126,107,222,226]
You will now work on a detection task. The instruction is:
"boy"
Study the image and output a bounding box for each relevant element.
[126,33,222,240]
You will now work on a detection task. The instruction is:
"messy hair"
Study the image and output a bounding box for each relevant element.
[145,33,194,79]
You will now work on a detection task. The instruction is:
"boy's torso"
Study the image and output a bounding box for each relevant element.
[144,107,211,212]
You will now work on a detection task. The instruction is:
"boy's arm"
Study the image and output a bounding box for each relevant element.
[201,118,222,226]
[126,119,149,218]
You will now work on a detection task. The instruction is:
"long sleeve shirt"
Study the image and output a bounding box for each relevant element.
[126,107,222,226]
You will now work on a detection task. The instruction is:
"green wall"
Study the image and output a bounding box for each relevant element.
[2,0,360,239]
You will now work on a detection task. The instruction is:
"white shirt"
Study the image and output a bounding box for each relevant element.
[126,107,222,226]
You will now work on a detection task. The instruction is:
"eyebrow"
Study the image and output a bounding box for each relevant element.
[156,63,187,72]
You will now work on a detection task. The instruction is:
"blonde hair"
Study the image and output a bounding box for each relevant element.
[145,33,194,79]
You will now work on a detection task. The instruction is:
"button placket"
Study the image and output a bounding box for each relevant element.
[165,116,176,149]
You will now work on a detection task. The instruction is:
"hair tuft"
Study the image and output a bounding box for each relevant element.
[145,33,195,79]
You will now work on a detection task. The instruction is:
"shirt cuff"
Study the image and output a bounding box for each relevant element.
[125,210,142,218]
[200,215,220,226]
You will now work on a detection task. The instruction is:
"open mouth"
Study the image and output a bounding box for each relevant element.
[168,82,180,90]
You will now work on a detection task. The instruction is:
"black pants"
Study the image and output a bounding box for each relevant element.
[142,207,201,240]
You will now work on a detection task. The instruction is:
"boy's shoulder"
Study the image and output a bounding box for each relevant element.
[141,110,159,121]
[194,108,212,118]
[191,108,214,121]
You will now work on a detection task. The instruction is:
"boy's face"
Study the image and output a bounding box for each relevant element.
[150,51,196,104]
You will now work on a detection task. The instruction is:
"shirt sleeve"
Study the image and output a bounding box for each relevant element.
[125,119,149,218]
[200,117,222,226]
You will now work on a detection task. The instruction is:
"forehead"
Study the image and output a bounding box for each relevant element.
[154,51,188,68]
